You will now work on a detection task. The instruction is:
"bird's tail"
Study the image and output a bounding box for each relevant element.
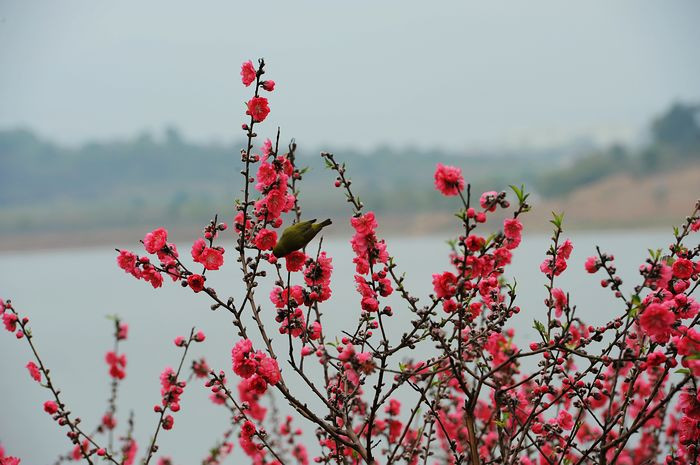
[319,218,332,228]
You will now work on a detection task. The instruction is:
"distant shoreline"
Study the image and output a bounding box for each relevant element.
[0,214,676,253]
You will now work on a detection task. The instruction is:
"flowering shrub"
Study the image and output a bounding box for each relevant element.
[3,58,700,465]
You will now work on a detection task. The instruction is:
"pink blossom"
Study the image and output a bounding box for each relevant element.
[259,188,288,219]
[240,60,256,87]
[262,80,275,91]
[255,162,277,191]
[433,163,464,196]
[503,218,523,240]
[123,440,138,465]
[443,299,458,313]
[232,339,257,378]
[639,303,676,344]
[143,228,168,254]
[480,191,498,211]
[351,212,378,235]
[102,413,116,430]
[246,97,270,123]
[285,251,307,272]
[162,414,174,430]
[646,351,666,366]
[117,322,129,340]
[198,247,224,270]
[361,296,379,312]
[117,250,139,276]
[187,274,205,293]
[559,239,573,260]
[680,389,700,420]
[191,238,206,262]
[673,258,694,280]
[141,265,163,289]
[584,256,599,273]
[26,362,41,382]
[551,288,567,318]
[557,410,574,430]
[2,313,17,333]
[257,356,281,385]
[303,252,333,286]
[43,400,59,414]
[432,272,457,299]
[385,399,401,416]
[261,138,273,157]
[301,346,314,357]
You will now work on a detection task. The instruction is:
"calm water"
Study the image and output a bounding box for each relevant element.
[0,230,694,463]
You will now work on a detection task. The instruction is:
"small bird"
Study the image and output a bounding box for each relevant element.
[272,218,332,258]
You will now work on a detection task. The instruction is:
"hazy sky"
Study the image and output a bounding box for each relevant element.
[1,1,699,150]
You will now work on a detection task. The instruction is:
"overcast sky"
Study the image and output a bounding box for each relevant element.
[1,1,699,150]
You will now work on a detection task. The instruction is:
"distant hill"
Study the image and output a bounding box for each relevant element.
[0,102,698,248]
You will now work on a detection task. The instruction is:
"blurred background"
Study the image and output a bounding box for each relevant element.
[1,1,699,463]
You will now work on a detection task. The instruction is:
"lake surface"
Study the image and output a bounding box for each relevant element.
[0,229,695,463]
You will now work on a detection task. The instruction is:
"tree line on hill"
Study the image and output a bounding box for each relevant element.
[0,103,697,235]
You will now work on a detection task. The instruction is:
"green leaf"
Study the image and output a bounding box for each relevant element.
[550,211,565,229]
[533,320,547,339]
[675,368,691,375]
[509,184,523,203]
[484,232,497,247]
[446,238,457,253]
[495,411,510,428]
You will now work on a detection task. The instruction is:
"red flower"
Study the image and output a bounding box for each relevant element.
[187,274,205,293]
[557,410,574,430]
[44,400,59,414]
[257,356,281,385]
[285,251,307,272]
[552,288,567,318]
[584,256,599,274]
[639,303,676,344]
[503,218,523,240]
[240,60,256,87]
[199,247,224,271]
[480,191,498,211]
[254,229,277,251]
[117,250,138,276]
[241,420,257,438]
[26,362,41,383]
[673,258,694,280]
[385,399,401,416]
[432,272,457,299]
[117,322,129,340]
[351,212,378,236]
[433,163,464,196]
[262,80,275,92]
[191,238,206,262]
[143,228,168,254]
[162,415,174,430]
[2,313,18,333]
[247,97,270,122]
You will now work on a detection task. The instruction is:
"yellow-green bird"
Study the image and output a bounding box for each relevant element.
[272,218,332,258]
